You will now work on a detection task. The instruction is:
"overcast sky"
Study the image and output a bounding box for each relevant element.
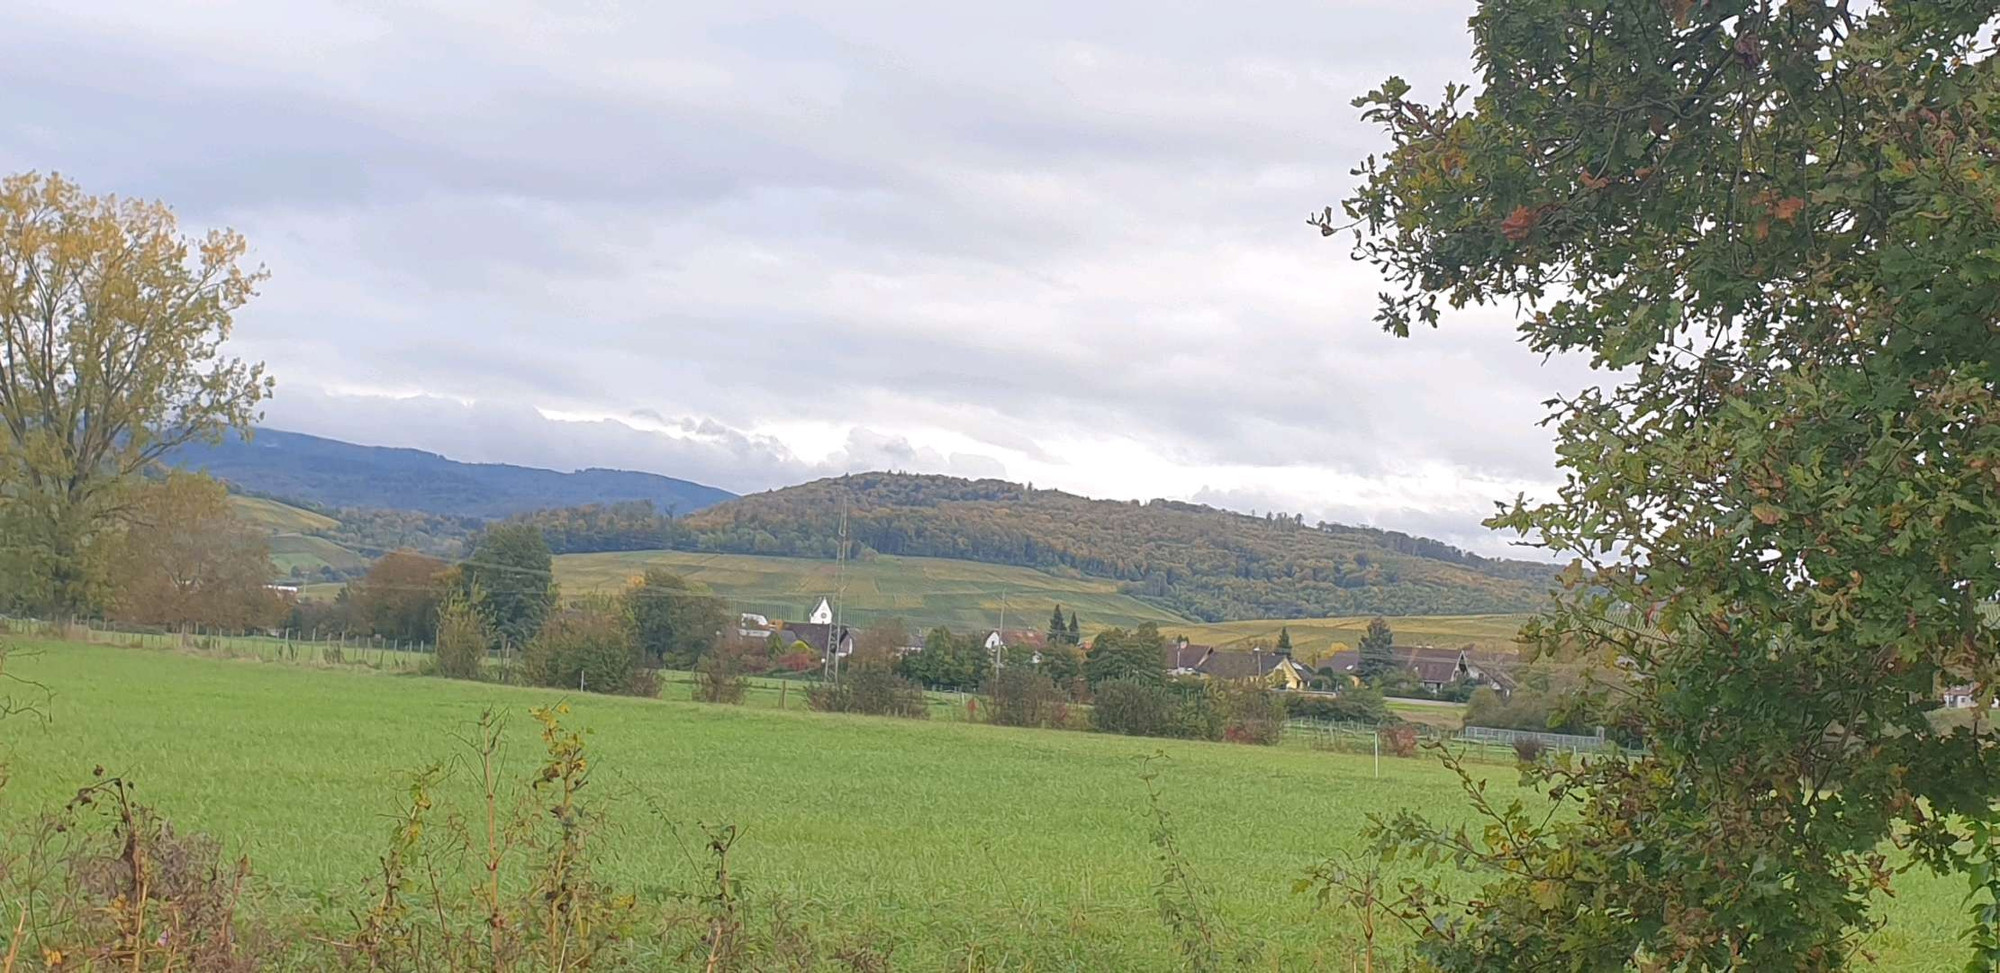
[2,0,1605,558]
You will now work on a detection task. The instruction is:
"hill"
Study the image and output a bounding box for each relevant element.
[553,549,1189,632]
[227,494,339,533]
[680,473,1556,620]
[224,495,372,580]
[173,428,736,519]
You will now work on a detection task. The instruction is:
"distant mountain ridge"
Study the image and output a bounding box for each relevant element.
[171,428,736,520]
[682,472,1556,621]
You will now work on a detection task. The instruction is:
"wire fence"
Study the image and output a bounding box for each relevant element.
[1,615,436,672]
[3,614,989,718]
[1459,724,1628,752]
[1284,717,1637,764]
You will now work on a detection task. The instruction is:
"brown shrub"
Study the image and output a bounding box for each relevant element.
[1380,723,1419,758]
[2,773,268,971]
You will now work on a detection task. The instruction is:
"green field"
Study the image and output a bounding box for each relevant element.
[554,549,1193,631]
[224,495,372,578]
[228,494,339,533]
[1164,613,1530,655]
[0,641,1968,969]
[268,532,371,575]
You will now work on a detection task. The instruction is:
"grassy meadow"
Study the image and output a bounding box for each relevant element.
[554,549,1193,632]
[0,640,1970,969]
[268,532,371,575]
[227,495,372,578]
[227,495,340,533]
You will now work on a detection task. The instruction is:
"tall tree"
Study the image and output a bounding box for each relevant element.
[345,549,447,642]
[898,626,981,691]
[106,474,282,631]
[0,173,271,614]
[460,523,555,646]
[1275,626,1293,657]
[1354,617,1394,683]
[624,568,726,669]
[1046,604,1067,647]
[1065,611,1079,645]
[1086,623,1164,688]
[1040,641,1084,692]
[1323,0,2000,965]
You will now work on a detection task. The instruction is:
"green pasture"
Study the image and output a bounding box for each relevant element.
[228,494,339,533]
[268,532,370,575]
[553,549,1192,632]
[1165,613,1531,655]
[0,641,1967,969]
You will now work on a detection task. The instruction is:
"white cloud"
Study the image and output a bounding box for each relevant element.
[1,0,1595,559]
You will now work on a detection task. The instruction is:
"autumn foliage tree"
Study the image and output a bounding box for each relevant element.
[345,549,448,642]
[0,172,271,615]
[107,474,283,631]
[1319,0,2000,965]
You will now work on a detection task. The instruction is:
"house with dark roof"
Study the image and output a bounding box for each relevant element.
[775,622,854,660]
[1160,637,1316,690]
[1319,646,1512,695]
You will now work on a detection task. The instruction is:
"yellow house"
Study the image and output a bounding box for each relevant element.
[1269,657,1316,691]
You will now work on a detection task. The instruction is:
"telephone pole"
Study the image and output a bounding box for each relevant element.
[992,589,1008,676]
[831,498,850,683]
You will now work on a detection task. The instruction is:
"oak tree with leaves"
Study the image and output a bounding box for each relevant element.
[106,473,283,632]
[1316,0,2000,965]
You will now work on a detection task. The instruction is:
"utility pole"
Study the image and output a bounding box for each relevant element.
[992,589,1007,676]
[831,498,850,684]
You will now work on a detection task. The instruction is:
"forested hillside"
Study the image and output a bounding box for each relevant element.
[677,473,1555,620]
[172,428,735,518]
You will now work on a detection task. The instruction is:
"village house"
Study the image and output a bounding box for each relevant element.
[1320,645,1515,695]
[1160,637,1317,690]
[772,599,853,660]
[737,613,773,639]
[1944,685,1996,709]
[983,629,1047,652]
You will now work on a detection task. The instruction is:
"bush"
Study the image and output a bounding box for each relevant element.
[1284,688,1392,724]
[1380,723,1419,758]
[1168,680,1224,741]
[775,641,819,673]
[986,666,1065,728]
[1216,683,1286,746]
[432,591,489,680]
[522,597,639,694]
[692,648,747,704]
[625,666,662,698]
[1513,737,1547,763]
[1091,678,1179,737]
[809,659,928,718]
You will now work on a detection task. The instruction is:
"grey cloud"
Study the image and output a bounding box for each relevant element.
[3,0,1598,547]
[260,388,1007,494]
